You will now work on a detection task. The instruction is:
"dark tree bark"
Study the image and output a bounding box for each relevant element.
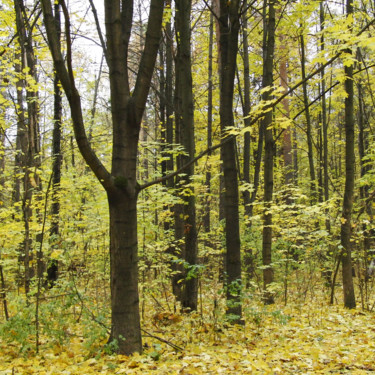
[341,0,356,309]
[261,0,276,305]
[41,0,165,354]
[48,1,62,286]
[159,11,182,300]
[174,0,198,311]
[241,6,251,218]
[218,0,242,321]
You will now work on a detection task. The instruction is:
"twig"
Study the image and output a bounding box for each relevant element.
[141,328,184,352]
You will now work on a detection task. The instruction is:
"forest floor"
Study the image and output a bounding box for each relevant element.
[1,290,375,374]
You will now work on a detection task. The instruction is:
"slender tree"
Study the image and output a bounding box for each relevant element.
[13,0,42,292]
[48,1,62,286]
[300,32,316,202]
[174,0,198,310]
[340,0,356,309]
[218,0,242,321]
[203,8,214,235]
[261,0,276,304]
[240,4,255,279]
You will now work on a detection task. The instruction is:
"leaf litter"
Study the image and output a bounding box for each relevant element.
[1,299,375,374]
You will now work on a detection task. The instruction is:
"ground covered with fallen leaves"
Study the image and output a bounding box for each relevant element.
[1,298,375,374]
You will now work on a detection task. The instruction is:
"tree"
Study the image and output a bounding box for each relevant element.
[41,0,165,354]
[13,0,42,292]
[217,0,242,321]
[47,1,62,286]
[340,0,356,309]
[174,0,198,311]
[261,0,276,304]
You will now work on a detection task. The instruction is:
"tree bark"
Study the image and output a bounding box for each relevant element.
[261,0,276,305]
[341,0,356,309]
[218,0,242,321]
[48,1,62,286]
[175,0,198,311]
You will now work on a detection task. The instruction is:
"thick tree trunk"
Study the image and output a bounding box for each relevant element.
[108,188,141,354]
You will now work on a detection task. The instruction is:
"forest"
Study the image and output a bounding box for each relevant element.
[0,0,375,372]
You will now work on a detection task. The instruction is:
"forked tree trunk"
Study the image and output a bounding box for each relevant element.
[41,0,165,354]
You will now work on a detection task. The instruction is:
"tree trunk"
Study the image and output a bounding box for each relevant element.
[341,0,356,309]
[204,9,214,235]
[108,188,141,353]
[174,0,198,311]
[300,33,316,203]
[48,2,62,286]
[218,0,242,321]
[261,0,276,305]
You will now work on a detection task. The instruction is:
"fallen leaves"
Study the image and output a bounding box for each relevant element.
[1,300,375,374]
